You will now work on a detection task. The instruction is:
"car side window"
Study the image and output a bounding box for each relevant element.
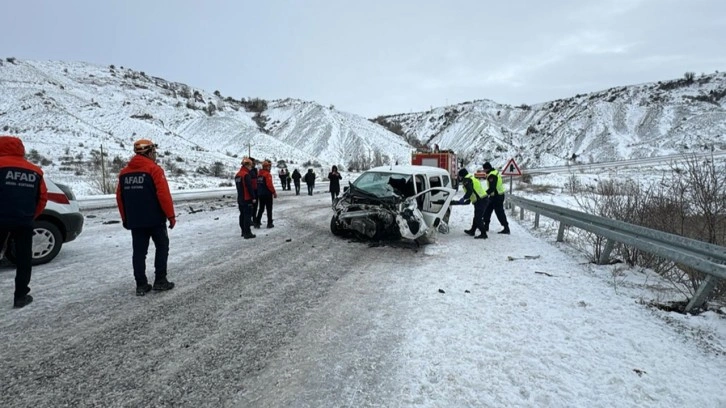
[430,176,442,188]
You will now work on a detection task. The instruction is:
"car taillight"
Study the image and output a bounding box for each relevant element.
[48,192,70,204]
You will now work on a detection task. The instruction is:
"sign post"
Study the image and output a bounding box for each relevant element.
[501,158,522,208]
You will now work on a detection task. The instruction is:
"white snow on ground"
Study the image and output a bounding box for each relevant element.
[1,188,725,407]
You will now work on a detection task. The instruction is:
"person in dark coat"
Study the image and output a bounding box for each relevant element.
[457,168,488,239]
[117,139,177,296]
[303,168,316,196]
[278,167,289,191]
[328,165,343,202]
[235,157,257,239]
[255,160,278,228]
[291,169,302,195]
[481,162,510,234]
[0,135,48,308]
[249,158,260,228]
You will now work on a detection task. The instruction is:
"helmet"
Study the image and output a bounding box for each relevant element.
[241,157,253,166]
[458,168,469,179]
[134,139,157,155]
[262,160,272,169]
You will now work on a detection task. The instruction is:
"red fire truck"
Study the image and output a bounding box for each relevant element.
[411,148,459,189]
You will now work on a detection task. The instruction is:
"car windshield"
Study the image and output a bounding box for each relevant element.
[352,171,414,198]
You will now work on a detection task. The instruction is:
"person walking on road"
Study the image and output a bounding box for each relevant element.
[0,135,48,308]
[255,160,278,228]
[278,167,289,191]
[304,168,316,196]
[457,168,488,239]
[116,139,177,296]
[481,162,510,234]
[235,157,257,239]
[291,168,302,195]
[328,165,343,202]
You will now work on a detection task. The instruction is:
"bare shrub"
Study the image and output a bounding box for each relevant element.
[90,171,117,194]
[575,154,726,303]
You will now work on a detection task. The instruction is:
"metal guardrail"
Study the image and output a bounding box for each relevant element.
[507,195,726,313]
[77,187,237,210]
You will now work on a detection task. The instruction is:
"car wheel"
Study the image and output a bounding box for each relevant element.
[330,215,343,236]
[6,220,63,266]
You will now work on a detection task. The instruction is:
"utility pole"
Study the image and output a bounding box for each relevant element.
[245,140,254,157]
[100,144,108,193]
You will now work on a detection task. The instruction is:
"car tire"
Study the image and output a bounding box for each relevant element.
[330,215,343,236]
[5,220,63,266]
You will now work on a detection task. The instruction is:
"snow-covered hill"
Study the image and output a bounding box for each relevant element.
[0,59,411,194]
[381,73,726,168]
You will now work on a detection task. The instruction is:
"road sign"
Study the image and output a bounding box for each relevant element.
[501,158,522,176]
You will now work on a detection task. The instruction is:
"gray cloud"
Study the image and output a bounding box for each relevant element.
[1,0,724,117]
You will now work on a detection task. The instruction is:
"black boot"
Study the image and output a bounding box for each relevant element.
[152,280,175,291]
[135,284,152,296]
[464,229,475,236]
[475,232,488,239]
[13,294,34,308]
[499,226,510,234]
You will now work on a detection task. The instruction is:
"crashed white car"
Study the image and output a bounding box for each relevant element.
[330,165,456,243]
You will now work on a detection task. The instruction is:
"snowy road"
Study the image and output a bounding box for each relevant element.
[1,190,725,407]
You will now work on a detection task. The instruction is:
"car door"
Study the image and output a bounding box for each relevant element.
[414,185,456,229]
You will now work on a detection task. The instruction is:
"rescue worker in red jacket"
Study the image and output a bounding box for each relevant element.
[116,139,176,296]
[235,157,257,239]
[249,157,260,229]
[0,136,48,308]
[255,159,278,228]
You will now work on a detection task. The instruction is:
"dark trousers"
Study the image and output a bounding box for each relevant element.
[1,226,33,299]
[294,181,301,195]
[279,177,287,190]
[471,199,487,233]
[330,191,339,202]
[251,200,259,226]
[239,201,253,235]
[255,195,273,225]
[483,194,508,229]
[131,226,169,286]
[307,184,314,195]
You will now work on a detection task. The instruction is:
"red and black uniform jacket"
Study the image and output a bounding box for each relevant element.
[116,154,175,229]
[235,166,256,204]
[0,136,48,227]
[256,169,277,197]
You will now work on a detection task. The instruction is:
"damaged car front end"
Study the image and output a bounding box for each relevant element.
[330,168,455,243]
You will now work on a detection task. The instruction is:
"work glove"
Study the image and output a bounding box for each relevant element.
[458,197,470,205]
[168,217,176,229]
[122,221,129,230]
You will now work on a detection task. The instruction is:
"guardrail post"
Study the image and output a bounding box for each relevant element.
[557,223,566,242]
[534,213,540,229]
[519,207,524,220]
[685,275,718,313]
[598,239,615,265]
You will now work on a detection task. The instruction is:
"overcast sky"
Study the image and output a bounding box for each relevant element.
[3,0,725,117]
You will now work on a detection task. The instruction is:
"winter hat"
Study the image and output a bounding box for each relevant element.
[482,162,492,170]
[458,168,469,178]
